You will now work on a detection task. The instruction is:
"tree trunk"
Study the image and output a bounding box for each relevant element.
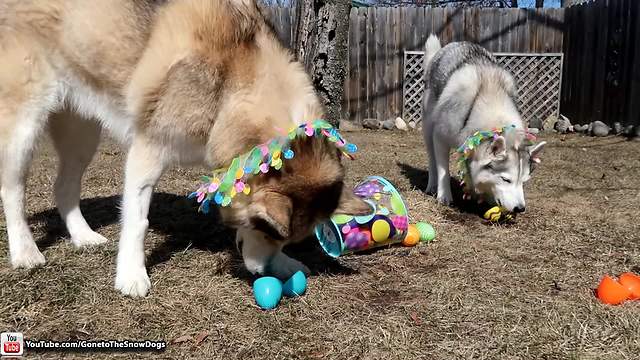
[293,0,350,125]
[510,0,518,7]
[535,0,544,7]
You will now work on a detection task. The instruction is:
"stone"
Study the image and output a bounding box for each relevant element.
[527,128,540,135]
[529,117,543,130]
[554,115,572,134]
[574,124,589,133]
[542,115,558,132]
[408,121,417,129]
[613,122,624,135]
[381,119,395,130]
[623,125,635,137]
[591,121,610,137]
[338,119,363,132]
[394,117,408,131]
[362,118,381,130]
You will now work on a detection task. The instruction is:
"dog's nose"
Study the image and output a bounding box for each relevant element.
[513,206,526,213]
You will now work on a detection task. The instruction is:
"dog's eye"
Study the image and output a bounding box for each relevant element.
[501,177,512,184]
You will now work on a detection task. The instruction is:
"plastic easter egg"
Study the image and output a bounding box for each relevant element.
[596,275,631,305]
[282,271,307,297]
[371,219,391,242]
[484,206,502,222]
[415,222,436,242]
[253,277,283,310]
[618,273,640,300]
[402,225,420,246]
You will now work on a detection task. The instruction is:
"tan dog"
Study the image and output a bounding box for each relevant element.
[0,0,368,297]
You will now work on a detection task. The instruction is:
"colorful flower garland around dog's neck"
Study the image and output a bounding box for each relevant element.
[456,124,537,200]
[189,120,357,213]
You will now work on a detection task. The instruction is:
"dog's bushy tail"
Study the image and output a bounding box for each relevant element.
[424,34,441,69]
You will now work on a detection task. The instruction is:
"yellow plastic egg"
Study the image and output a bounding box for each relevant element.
[371,219,391,242]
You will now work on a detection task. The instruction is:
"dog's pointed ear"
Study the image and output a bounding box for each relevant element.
[528,141,546,170]
[249,191,292,240]
[490,136,507,158]
[335,188,371,215]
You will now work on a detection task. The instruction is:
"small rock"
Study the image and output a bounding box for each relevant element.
[338,119,363,132]
[543,115,558,132]
[613,122,624,135]
[529,118,543,130]
[554,115,572,134]
[527,128,540,135]
[362,118,381,130]
[408,121,417,129]
[381,119,395,130]
[574,124,589,133]
[591,121,610,137]
[623,124,634,135]
[394,117,408,131]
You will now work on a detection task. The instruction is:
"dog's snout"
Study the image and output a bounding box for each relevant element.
[513,206,526,214]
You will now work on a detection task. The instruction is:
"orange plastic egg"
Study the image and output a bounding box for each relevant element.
[596,275,631,305]
[402,225,420,247]
[618,273,640,300]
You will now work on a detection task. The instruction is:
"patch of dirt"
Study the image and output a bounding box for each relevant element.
[1,132,639,359]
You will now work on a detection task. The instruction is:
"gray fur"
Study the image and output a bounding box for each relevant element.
[421,35,546,212]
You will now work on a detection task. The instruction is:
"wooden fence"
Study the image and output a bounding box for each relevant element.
[266,2,640,127]
[562,0,640,127]
[345,7,564,123]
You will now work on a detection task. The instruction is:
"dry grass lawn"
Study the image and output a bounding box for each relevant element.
[1,131,639,359]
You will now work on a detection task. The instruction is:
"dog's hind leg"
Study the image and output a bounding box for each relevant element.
[433,137,453,206]
[115,138,166,297]
[49,111,108,248]
[423,112,438,195]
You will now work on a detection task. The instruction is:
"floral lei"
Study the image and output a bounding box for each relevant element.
[189,120,357,213]
[455,124,537,200]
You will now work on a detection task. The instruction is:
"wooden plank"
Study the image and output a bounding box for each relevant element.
[346,7,358,121]
[591,0,609,124]
[515,9,529,52]
[375,7,386,121]
[607,0,627,125]
[356,8,368,123]
[365,7,376,120]
[628,0,640,126]
[579,2,597,125]
[391,8,402,119]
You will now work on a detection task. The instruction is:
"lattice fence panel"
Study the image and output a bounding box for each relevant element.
[403,51,563,126]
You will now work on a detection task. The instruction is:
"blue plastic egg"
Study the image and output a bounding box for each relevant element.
[253,277,283,310]
[282,271,307,297]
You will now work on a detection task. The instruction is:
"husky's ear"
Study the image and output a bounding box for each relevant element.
[528,141,546,170]
[249,191,292,240]
[489,136,507,158]
[335,188,371,215]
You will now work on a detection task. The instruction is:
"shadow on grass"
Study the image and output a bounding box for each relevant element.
[28,192,356,280]
[396,162,494,220]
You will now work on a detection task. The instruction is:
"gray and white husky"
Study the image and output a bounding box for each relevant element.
[421,35,546,213]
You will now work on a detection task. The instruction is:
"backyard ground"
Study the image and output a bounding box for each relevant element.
[1,130,639,359]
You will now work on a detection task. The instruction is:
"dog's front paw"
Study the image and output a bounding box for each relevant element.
[11,242,46,269]
[115,266,151,297]
[437,193,453,206]
[71,229,108,248]
[267,252,310,280]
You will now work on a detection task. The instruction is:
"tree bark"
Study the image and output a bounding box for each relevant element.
[293,0,350,125]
